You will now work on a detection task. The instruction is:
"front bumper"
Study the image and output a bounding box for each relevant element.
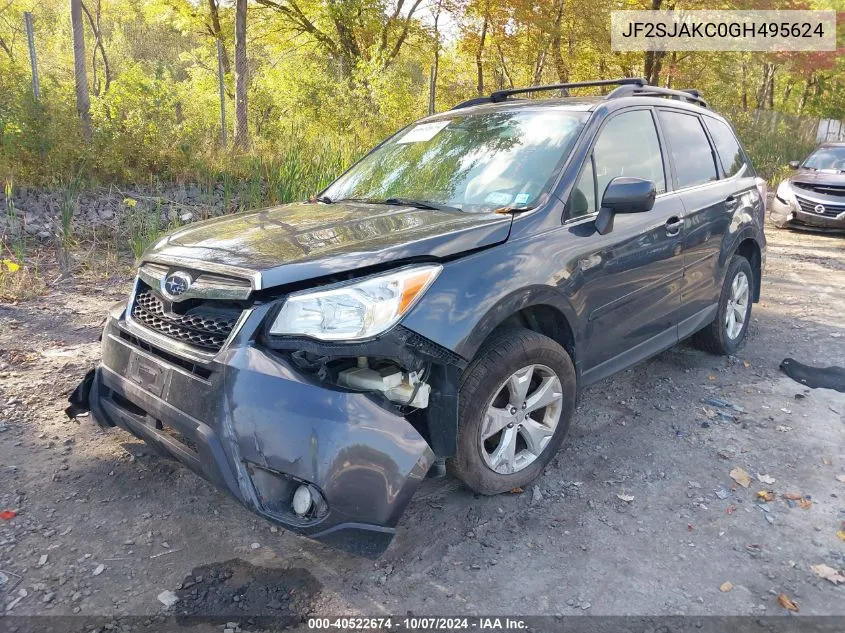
[770,196,845,232]
[86,302,435,557]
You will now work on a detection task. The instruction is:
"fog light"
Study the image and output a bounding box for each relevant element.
[292,484,313,517]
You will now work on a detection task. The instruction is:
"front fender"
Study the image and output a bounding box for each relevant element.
[402,245,579,364]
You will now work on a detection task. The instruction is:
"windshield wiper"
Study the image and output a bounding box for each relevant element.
[377,197,462,213]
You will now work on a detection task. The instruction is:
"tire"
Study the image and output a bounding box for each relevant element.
[449,327,576,495]
[692,255,754,356]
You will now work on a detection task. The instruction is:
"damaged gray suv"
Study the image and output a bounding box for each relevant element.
[72,79,766,556]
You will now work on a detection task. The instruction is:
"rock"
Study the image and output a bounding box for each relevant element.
[157,590,179,608]
[92,563,105,576]
[250,542,260,550]
[532,486,544,504]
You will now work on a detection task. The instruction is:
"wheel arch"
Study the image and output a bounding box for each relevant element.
[458,286,579,371]
[732,235,762,302]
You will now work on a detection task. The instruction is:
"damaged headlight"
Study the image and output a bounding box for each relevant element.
[776,180,797,205]
[269,264,441,341]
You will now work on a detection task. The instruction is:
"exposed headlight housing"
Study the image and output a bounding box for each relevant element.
[269,264,442,341]
[775,180,796,205]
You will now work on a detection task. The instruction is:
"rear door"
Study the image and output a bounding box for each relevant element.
[656,109,756,330]
[564,107,685,383]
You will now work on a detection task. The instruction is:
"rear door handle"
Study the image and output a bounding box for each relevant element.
[724,195,739,212]
[665,216,683,236]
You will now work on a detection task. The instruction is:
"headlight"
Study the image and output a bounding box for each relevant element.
[776,180,796,204]
[269,264,442,340]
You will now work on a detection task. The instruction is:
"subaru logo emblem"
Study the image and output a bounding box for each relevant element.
[161,271,192,299]
[814,204,826,214]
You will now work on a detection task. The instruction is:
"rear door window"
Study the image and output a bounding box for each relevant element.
[704,117,750,178]
[658,110,718,188]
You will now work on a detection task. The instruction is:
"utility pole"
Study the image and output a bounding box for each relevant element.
[24,12,40,104]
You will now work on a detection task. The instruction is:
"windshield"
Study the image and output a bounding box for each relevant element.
[322,109,587,213]
[803,146,845,171]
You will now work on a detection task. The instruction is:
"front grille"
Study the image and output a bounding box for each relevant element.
[793,182,845,197]
[794,195,845,219]
[131,289,242,352]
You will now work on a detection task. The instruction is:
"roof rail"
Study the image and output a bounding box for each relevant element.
[450,78,647,110]
[449,77,708,110]
[606,83,708,108]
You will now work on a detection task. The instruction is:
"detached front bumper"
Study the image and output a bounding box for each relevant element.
[85,302,435,557]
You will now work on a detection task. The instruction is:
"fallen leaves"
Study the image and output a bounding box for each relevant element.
[1,258,20,273]
[777,593,799,612]
[729,467,752,488]
[836,531,845,542]
[782,492,802,501]
[719,581,733,592]
[509,487,524,494]
[756,490,775,502]
[810,564,845,585]
[798,498,813,510]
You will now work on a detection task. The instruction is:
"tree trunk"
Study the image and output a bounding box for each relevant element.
[233,0,248,149]
[208,0,230,73]
[741,59,748,111]
[82,0,111,95]
[476,0,490,97]
[428,0,443,115]
[70,0,92,141]
[797,74,815,113]
[551,0,567,83]
[756,62,776,110]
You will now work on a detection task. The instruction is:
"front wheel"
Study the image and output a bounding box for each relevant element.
[692,255,754,355]
[449,328,576,495]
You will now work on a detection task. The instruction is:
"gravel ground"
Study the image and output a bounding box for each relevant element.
[0,226,843,627]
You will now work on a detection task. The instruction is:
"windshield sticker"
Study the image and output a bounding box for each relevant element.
[514,193,531,205]
[396,121,451,144]
[485,191,513,206]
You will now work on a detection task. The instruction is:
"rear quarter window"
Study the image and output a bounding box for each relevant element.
[704,117,751,178]
[657,110,718,189]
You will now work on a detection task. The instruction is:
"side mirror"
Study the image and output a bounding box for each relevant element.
[788,160,800,169]
[595,177,656,235]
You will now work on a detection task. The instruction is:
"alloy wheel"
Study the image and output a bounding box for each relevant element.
[479,364,564,475]
[725,270,750,340]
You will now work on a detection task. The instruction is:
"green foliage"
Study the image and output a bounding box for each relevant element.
[0,0,842,197]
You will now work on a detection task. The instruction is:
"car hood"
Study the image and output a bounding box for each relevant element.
[790,168,845,187]
[144,201,513,289]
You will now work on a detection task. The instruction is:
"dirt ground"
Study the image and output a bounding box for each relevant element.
[1,225,843,626]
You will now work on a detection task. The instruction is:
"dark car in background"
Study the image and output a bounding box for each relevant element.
[72,78,766,556]
[771,142,845,232]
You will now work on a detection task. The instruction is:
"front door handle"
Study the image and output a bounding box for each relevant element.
[724,195,739,212]
[665,216,683,236]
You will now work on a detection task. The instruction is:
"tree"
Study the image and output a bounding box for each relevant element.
[253,0,426,79]
[234,0,248,148]
[207,0,230,73]
[475,0,490,95]
[70,0,92,141]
